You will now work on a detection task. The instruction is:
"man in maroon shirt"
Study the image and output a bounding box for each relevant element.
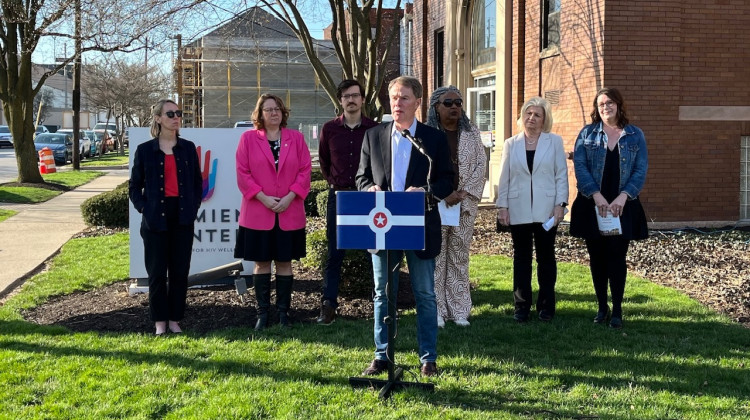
[317,79,379,325]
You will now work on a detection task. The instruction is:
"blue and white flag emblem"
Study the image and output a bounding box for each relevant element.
[336,191,425,250]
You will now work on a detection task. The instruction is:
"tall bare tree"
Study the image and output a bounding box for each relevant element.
[83,59,169,151]
[253,0,402,119]
[0,0,204,183]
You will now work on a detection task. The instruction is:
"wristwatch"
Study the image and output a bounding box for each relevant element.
[558,202,568,208]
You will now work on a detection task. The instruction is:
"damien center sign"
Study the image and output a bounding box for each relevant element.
[128,127,253,280]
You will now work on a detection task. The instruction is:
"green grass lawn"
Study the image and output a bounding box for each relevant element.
[0,171,102,203]
[0,208,17,222]
[80,151,129,167]
[1,234,748,419]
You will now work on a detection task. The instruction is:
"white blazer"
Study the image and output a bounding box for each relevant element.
[495,132,569,225]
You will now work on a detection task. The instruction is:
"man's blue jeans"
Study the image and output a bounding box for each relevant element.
[371,250,438,364]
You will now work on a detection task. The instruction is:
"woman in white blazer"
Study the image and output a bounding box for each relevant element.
[496,97,569,322]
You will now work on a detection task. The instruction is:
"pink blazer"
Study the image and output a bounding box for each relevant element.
[236,128,311,230]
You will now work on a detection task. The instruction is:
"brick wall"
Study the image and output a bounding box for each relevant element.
[412,0,446,119]
[512,0,750,223]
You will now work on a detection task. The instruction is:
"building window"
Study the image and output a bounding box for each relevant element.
[471,0,496,70]
[434,30,444,88]
[541,0,561,51]
[742,136,750,220]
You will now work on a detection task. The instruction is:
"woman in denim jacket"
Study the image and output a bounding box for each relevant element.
[129,99,203,335]
[569,87,648,329]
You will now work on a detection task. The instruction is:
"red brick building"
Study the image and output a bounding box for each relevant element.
[412,0,750,226]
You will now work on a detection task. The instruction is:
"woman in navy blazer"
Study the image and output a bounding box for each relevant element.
[496,97,569,323]
[235,94,311,330]
[129,99,203,335]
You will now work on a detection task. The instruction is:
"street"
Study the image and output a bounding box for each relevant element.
[0,147,18,184]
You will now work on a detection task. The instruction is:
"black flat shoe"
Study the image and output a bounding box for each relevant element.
[593,308,609,324]
[609,317,623,329]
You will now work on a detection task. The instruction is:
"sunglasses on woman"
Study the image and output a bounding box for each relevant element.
[164,110,183,118]
[440,98,463,108]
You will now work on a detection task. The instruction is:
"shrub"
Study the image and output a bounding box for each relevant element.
[303,226,373,297]
[81,181,129,228]
[311,168,325,182]
[305,180,329,217]
[316,189,329,217]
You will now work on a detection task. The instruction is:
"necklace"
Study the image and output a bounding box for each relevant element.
[525,135,539,145]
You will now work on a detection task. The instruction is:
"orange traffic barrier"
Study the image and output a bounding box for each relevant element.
[38,147,56,174]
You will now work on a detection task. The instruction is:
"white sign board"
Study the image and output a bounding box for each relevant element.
[128,127,254,279]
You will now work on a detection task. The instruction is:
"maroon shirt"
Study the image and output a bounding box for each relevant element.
[318,114,378,189]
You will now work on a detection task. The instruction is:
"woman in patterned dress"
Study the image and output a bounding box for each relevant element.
[426,86,487,327]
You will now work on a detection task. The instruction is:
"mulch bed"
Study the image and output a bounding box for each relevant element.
[21,209,750,334]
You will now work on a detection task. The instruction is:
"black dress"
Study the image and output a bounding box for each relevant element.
[570,146,648,241]
[234,139,306,262]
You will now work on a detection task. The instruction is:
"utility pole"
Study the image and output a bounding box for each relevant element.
[72,0,82,169]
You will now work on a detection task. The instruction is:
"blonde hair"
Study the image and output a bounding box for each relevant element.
[150,99,180,138]
[516,97,553,133]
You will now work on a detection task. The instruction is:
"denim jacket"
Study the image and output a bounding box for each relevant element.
[573,122,648,199]
[129,137,203,231]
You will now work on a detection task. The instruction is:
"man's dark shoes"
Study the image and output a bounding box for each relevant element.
[593,307,609,324]
[609,316,623,329]
[317,300,336,325]
[538,310,554,322]
[421,362,438,377]
[513,311,530,323]
[362,359,389,376]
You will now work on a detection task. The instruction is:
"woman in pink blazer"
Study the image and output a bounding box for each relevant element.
[235,93,311,330]
[496,97,569,323]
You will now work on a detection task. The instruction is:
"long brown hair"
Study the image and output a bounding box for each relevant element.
[590,87,629,128]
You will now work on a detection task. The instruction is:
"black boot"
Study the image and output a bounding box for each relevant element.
[253,273,272,331]
[276,274,293,328]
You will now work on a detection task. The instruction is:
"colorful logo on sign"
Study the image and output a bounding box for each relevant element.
[197,146,217,202]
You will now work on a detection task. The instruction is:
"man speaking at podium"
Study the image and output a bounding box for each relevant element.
[355,76,454,377]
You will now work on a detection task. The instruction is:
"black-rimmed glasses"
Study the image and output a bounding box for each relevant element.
[164,110,183,118]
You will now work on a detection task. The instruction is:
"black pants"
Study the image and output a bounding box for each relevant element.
[140,198,195,322]
[585,236,630,316]
[322,189,347,308]
[509,223,558,314]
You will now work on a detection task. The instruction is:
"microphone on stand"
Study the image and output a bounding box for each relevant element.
[401,129,427,156]
[400,130,435,211]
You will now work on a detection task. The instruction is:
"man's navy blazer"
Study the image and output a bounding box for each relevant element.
[355,121,454,259]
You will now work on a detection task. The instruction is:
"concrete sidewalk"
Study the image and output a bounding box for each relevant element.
[0,169,129,298]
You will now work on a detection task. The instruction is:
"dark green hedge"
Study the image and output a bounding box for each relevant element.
[81,181,129,228]
[316,189,329,218]
[303,228,373,296]
[305,180,329,217]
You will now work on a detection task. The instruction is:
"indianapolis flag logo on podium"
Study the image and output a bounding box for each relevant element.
[336,191,425,250]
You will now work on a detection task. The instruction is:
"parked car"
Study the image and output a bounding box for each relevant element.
[85,130,101,156]
[0,125,12,147]
[93,129,116,152]
[93,122,119,136]
[234,121,254,128]
[35,125,50,137]
[57,129,92,158]
[34,133,73,165]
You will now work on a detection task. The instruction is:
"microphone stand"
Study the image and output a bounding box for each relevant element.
[401,130,434,211]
